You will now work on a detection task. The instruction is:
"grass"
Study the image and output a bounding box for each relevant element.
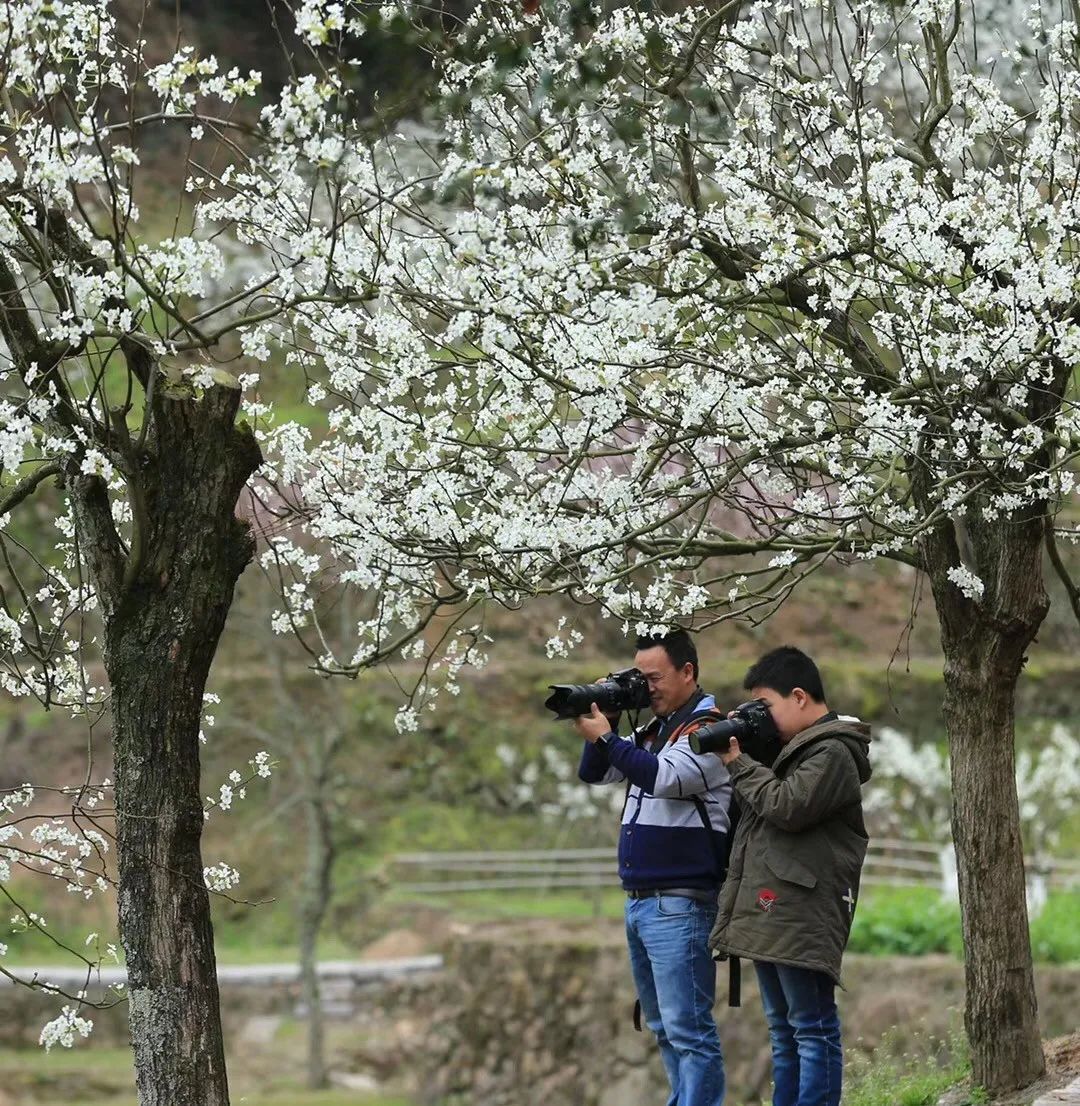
[1,1046,134,1076]
[1,1045,414,1106]
[1030,889,1080,963]
[48,1095,409,1106]
[848,886,963,957]
[384,886,627,922]
[3,1011,976,1106]
[847,1065,967,1106]
[10,885,1080,967]
[3,945,345,969]
[844,1025,971,1106]
[845,886,1080,964]
[385,884,1080,967]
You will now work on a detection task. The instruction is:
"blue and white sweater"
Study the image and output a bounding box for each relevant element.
[578,688,733,892]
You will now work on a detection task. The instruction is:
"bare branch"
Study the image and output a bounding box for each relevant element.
[0,461,62,517]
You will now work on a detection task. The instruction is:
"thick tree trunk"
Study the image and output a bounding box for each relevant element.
[924,513,1047,1093]
[942,657,1044,1090]
[78,381,261,1106]
[108,613,233,1106]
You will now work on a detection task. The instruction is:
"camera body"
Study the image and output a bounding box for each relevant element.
[689,699,783,765]
[545,667,652,721]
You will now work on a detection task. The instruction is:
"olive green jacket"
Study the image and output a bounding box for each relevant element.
[707,716,872,984]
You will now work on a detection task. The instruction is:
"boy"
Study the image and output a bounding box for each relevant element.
[708,646,872,1106]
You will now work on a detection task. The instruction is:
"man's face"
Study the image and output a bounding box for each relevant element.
[750,685,810,743]
[634,645,696,718]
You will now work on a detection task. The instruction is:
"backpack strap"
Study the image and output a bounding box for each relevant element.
[677,708,732,880]
[670,706,724,746]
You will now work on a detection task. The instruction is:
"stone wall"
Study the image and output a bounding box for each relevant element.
[4,924,1079,1105]
[404,922,1080,1106]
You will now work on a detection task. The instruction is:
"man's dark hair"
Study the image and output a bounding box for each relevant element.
[743,646,826,702]
[635,629,699,681]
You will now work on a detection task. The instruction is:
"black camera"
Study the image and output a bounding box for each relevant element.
[544,667,652,721]
[688,699,782,765]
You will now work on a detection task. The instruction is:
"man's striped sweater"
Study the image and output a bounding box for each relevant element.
[578,687,733,892]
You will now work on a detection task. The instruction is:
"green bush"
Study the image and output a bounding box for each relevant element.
[848,886,1080,963]
[1030,890,1080,963]
[848,887,962,957]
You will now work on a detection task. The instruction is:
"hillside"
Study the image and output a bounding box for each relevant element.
[5,546,1080,965]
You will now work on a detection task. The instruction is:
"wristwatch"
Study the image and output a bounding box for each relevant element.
[597,731,617,747]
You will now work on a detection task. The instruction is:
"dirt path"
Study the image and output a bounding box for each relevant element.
[1003,1035,1080,1106]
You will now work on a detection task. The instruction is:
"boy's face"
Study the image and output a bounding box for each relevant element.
[750,685,817,743]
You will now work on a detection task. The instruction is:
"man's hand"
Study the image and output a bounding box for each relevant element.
[574,702,615,744]
[720,736,742,766]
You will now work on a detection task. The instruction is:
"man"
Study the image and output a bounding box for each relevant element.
[576,629,731,1106]
[707,646,872,1106]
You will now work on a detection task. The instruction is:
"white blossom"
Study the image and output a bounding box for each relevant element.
[947,566,986,601]
[39,1006,93,1050]
[203,863,240,892]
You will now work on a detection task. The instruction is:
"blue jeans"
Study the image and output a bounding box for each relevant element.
[625,895,724,1106]
[754,961,842,1106]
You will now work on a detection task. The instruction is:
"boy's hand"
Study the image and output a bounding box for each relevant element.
[720,736,742,765]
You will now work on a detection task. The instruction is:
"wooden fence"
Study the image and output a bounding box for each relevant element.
[389,840,1080,899]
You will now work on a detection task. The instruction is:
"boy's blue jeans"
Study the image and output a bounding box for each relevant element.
[754,960,843,1106]
[625,894,725,1106]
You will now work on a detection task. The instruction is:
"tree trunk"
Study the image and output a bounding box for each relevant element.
[79,381,261,1106]
[924,512,1048,1093]
[299,787,335,1090]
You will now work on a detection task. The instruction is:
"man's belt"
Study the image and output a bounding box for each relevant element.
[625,887,715,902]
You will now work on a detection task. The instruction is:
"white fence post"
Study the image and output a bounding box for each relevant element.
[1026,869,1049,920]
[938,843,959,902]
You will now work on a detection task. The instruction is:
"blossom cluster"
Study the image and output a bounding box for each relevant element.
[38,1005,94,1051]
[865,724,1080,855]
[493,743,624,822]
[203,752,274,817]
[232,0,1080,666]
[1,783,112,899]
[7,0,1080,709]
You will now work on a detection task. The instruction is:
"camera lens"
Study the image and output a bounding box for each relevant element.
[688,716,747,754]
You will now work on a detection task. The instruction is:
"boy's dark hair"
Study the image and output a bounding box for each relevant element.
[635,629,699,682]
[744,646,826,703]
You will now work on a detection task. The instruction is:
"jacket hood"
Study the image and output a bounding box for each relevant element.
[776,716,872,784]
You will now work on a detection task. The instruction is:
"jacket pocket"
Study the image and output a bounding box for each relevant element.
[762,846,818,889]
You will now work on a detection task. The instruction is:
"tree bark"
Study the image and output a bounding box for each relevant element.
[81,381,261,1106]
[923,512,1048,1093]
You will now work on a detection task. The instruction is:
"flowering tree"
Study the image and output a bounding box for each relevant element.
[267,1,1080,1093]
[4,0,1080,1099]
[0,2,456,1102]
